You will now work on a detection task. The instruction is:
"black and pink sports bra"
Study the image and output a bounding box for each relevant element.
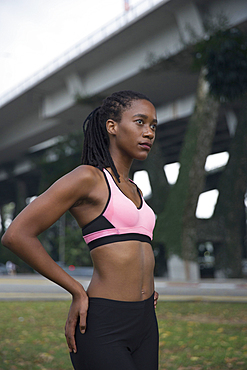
[82,168,156,251]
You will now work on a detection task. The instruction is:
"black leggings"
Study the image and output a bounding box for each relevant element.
[70,293,159,370]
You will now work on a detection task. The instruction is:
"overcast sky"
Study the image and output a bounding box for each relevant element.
[0,0,140,97]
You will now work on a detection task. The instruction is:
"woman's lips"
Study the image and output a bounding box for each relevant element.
[139,142,152,150]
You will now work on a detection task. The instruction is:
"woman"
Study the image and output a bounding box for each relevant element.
[1,90,159,370]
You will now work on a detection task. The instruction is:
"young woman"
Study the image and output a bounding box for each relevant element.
[1,90,159,370]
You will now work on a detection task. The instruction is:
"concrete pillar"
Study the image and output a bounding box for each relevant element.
[167,254,200,281]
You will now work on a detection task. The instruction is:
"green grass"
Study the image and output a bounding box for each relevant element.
[0,300,246,370]
[156,301,247,370]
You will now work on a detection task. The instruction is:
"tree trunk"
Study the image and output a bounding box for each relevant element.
[154,68,220,280]
[213,102,247,278]
[14,179,27,217]
[144,141,169,215]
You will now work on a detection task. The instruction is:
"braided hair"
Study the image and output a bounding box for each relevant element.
[81,90,152,182]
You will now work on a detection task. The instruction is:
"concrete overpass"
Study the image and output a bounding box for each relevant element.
[0,0,247,205]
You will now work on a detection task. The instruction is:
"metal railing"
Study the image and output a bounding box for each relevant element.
[0,0,168,108]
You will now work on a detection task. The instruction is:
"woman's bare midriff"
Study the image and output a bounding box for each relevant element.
[86,240,155,302]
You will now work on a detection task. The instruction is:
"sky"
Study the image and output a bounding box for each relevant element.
[0,0,140,97]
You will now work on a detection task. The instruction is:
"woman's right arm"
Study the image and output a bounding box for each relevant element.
[1,165,99,352]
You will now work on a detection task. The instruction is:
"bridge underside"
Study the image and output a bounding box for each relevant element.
[0,0,246,207]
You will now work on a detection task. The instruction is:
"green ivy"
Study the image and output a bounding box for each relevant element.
[193,28,247,100]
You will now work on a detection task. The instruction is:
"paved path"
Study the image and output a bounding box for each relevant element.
[0,274,246,302]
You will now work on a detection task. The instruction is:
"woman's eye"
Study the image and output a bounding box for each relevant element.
[136,119,144,124]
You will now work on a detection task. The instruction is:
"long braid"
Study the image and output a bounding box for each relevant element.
[81,90,152,182]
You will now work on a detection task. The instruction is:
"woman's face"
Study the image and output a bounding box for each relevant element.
[109,99,157,161]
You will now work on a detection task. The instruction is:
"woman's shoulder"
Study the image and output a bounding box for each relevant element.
[44,165,104,206]
[64,165,104,191]
[70,165,103,181]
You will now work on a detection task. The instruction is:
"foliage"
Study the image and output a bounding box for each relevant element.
[0,300,246,370]
[32,130,83,193]
[31,129,93,267]
[64,213,92,267]
[38,212,92,267]
[64,227,92,267]
[0,129,91,269]
[193,28,247,101]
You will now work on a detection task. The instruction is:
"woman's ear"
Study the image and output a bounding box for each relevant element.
[106,119,118,136]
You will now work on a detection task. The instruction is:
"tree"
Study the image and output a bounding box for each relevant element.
[0,129,93,269]
[213,102,247,277]
[142,140,170,215]
[150,25,247,279]
[195,27,247,277]
[32,129,92,267]
[154,70,219,279]
[33,130,83,192]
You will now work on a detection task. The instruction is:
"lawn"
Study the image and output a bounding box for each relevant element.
[0,300,246,370]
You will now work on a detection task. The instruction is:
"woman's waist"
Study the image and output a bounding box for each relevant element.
[88,291,155,308]
[87,241,155,300]
[87,270,154,301]
[90,255,155,289]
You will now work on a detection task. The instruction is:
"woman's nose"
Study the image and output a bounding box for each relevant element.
[143,127,154,139]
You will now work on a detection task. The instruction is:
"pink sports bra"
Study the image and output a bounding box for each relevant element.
[82,168,156,250]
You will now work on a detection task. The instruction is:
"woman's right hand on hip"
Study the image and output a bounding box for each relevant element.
[65,292,89,353]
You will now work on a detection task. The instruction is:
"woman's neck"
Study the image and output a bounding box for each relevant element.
[109,154,133,182]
